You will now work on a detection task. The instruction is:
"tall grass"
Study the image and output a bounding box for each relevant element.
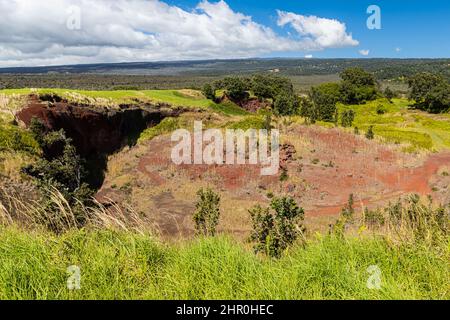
[0,228,447,300]
[0,188,448,300]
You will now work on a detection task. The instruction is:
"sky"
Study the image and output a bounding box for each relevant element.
[0,0,449,67]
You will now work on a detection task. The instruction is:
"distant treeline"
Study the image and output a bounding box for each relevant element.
[1,58,450,84]
[0,74,216,91]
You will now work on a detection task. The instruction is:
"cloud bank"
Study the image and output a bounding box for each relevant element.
[0,0,359,67]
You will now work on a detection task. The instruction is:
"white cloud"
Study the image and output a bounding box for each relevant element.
[395,47,401,52]
[0,0,359,67]
[304,54,313,59]
[277,11,359,49]
[359,49,370,56]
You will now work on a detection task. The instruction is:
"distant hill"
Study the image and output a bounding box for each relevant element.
[1,58,450,80]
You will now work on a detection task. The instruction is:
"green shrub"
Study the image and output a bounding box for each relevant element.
[341,110,355,127]
[273,92,299,116]
[0,119,40,154]
[341,194,355,222]
[309,83,340,121]
[364,208,385,228]
[228,116,265,130]
[249,196,305,258]
[365,126,375,140]
[193,188,221,237]
[376,104,387,115]
[384,87,395,102]
[202,84,215,100]
[22,128,94,231]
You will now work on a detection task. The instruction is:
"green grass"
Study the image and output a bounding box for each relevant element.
[0,88,34,95]
[0,227,447,300]
[339,98,450,152]
[209,101,250,116]
[0,88,217,109]
[138,117,184,143]
[0,123,39,154]
[226,116,266,130]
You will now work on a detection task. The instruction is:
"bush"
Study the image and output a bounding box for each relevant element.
[22,127,94,231]
[341,110,355,127]
[0,124,39,154]
[202,84,215,100]
[249,196,305,258]
[364,208,385,228]
[309,83,340,121]
[376,104,387,115]
[366,126,375,140]
[340,68,379,104]
[298,96,317,123]
[219,77,249,102]
[251,74,294,100]
[384,87,395,102]
[341,194,355,222]
[193,188,221,236]
[408,72,450,113]
[273,92,299,116]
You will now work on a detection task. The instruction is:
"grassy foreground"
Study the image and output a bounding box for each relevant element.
[0,226,448,300]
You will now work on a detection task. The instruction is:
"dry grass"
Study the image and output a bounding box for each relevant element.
[0,186,160,236]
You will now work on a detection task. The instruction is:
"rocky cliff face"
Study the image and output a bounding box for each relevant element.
[17,95,183,156]
[16,95,184,188]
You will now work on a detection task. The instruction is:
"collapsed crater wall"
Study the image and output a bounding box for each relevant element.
[16,95,184,188]
[16,95,183,156]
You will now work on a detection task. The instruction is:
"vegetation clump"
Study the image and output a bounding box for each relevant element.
[249,196,305,258]
[193,188,221,236]
[408,72,450,113]
[365,125,375,140]
[341,110,355,127]
[22,118,94,231]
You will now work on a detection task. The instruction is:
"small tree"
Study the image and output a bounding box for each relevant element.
[331,194,355,237]
[309,83,340,121]
[341,110,355,127]
[384,87,395,103]
[341,193,355,222]
[193,188,221,236]
[29,117,47,145]
[221,77,249,102]
[263,112,272,132]
[22,128,94,231]
[202,83,215,100]
[249,196,305,258]
[298,96,317,124]
[365,125,375,140]
[273,92,299,116]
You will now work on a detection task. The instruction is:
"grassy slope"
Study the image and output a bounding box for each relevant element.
[0,88,216,109]
[338,98,450,152]
[0,227,447,300]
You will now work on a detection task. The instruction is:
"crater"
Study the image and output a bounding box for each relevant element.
[16,95,184,189]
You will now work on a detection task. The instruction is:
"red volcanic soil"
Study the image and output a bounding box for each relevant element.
[99,125,450,237]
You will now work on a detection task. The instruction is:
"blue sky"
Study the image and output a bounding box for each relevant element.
[168,0,450,58]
